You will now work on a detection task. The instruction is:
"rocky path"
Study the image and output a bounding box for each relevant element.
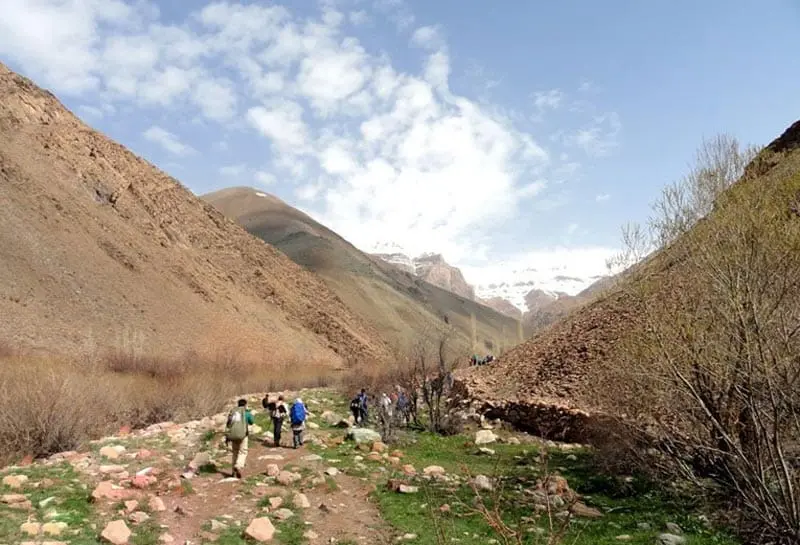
[0,390,395,545]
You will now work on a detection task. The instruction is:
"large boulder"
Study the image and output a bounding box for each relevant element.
[101,520,131,545]
[474,430,497,445]
[346,427,382,444]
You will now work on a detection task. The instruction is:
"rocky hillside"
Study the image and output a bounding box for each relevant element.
[203,187,522,353]
[0,63,390,365]
[460,119,800,412]
[372,252,476,301]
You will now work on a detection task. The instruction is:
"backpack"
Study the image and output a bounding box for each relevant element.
[226,407,248,441]
[290,402,306,425]
[350,398,360,412]
[272,403,287,419]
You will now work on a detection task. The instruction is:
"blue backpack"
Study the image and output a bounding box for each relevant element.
[290,402,306,425]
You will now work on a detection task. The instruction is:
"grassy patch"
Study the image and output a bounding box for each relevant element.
[373,433,741,545]
[274,514,307,545]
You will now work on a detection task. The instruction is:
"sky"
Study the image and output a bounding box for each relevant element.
[1,0,799,296]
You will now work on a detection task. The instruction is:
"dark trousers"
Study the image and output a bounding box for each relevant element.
[272,417,283,446]
[292,428,304,448]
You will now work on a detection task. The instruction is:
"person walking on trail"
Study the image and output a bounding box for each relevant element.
[225,398,254,479]
[271,395,287,447]
[289,398,307,449]
[350,395,361,426]
[357,388,369,425]
[396,390,410,426]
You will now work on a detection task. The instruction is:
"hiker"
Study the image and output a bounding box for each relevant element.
[225,399,254,479]
[350,395,361,425]
[396,390,410,426]
[271,395,287,447]
[357,388,369,425]
[289,397,307,449]
[380,392,393,419]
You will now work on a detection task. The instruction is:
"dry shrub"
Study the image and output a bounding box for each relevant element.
[600,140,800,543]
[0,342,339,464]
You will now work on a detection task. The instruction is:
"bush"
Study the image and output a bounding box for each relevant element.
[0,344,339,464]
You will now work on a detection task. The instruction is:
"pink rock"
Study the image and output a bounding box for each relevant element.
[101,520,131,545]
[148,496,166,512]
[245,518,275,542]
[131,475,156,489]
[92,481,131,501]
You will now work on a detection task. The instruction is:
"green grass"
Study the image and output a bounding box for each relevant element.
[372,433,741,545]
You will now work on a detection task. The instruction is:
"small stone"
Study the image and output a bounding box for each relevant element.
[124,500,139,513]
[268,497,283,510]
[20,522,42,536]
[128,511,150,525]
[148,497,166,512]
[273,508,294,520]
[101,520,131,545]
[276,471,301,485]
[506,436,521,445]
[400,534,417,541]
[99,445,125,460]
[302,454,323,462]
[3,474,29,489]
[293,493,311,509]
[422,466,445,477]
[657,534,687,545]
[371,441,387,453]
[571,502,602,518]
[42,522,68,536]
[477,447,496,456]
[245,517,276,542]
[266,464,280,477]
[401,464,416,476]
[303,530,319,539]
[324,467,339,477]
[99,465,127,475]
[188,452,211,471]
[210,520,228,532]
[475,430,497,445]
[398,484,418,494]
[39,496,56,508]
[159,534,174,544]
[307,422,320,430]
[472,475,493,491]
[615,536,632,541]
[92,481,131,501]
[665,523,683,535]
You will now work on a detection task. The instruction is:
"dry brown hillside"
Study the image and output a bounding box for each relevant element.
[0,63,390,365]
[460,119,800,411]
[203,187,523,355]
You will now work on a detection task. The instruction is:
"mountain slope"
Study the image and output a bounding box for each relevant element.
[460,119,800,411]
[0,63,390,365]
[203,187,523,354]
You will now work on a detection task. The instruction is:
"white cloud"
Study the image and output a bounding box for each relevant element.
[532,89,563,111]
[349,10,369,25]
[219,164,246,176]
[255,171,276,186]
[596,193,611,202]
[142,126,195,156]
[569,112,621,157]
[247,99,310,152]
[411,25,444,50]
[192,78,237,121]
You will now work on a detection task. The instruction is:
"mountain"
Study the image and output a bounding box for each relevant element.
[459,120,800,415]
[0,63,390,365]
[203,187,523,355]
[479,297,523,320]
[372,252,476,300]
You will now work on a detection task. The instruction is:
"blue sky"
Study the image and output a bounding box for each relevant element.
[1,0,799,296]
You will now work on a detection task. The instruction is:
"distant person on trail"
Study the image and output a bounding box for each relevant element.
[396,391,410,426]
[290,398,307,449]
[350,396,361,425]
[225,398,254,479]
[357,388,369,425]
[271,395,287,447]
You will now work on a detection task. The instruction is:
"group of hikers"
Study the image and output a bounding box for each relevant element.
[223,394,307,479]
[470,353,495,366]
[349,387,413,428]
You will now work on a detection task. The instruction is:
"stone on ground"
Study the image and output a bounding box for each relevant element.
[273,507,294,520]
[101,520,131,545]
[148,496,166,512]
[266,464,280,477]
[92,481,131,501]
[276,470,301,485]
[293,493,311,509]
[665,523,683,535]
[346,427,382,444]
[158,534,174,543]
[128,511,150,524]
[477,447,496,456]
[475,430,497,445]
[42,522,68,536]
[2,474,29,489]
[472,475,493,491]
[245,517,276,542]
[399,484,418,494]
[99,445,126,459]
[402,464,416,476]
[320,411,340,425]
[303,530,319,539]
[20,522,42,536]
[268,497,283,510]
[188,452,211,471]
[422,465,446,477]
[371,441,387,453]
[302,454,323,462]
[324,467,339,476]
[571,502,603,518]
[657,534,687,545]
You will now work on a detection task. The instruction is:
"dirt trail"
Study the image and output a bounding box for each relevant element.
[159,431,393,544]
